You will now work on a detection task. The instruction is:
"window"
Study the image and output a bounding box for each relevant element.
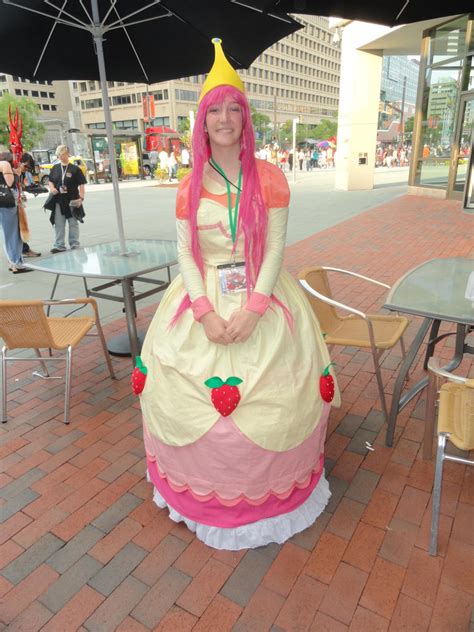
[40,91,47,97]
[175,89,198,102]
[42,104,50,110]
[88,80,96,90]
[108,81,114,88]
[86,122,106,129]
[82,98,103,109]
[80,82,87,92]
[12,76,19,81]
[49,92,55,99]
[15,89,21,95]
[111,94,132,105]
[0,75,6,82]
[23,90,28,96]
[72,81,77,89]
[75,97,79,105]
[32,90,39,97]
[52,105,57,111]
[114,119,138,130]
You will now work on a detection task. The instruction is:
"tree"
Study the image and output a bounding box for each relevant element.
[0,94,45,150]
[177,117,190,134]
[250,104,271,144]
[279,119,307,145]
[313,118,337,140]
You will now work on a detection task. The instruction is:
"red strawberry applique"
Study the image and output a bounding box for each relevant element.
[131,356,148,395]
[205,376,243,417]
[320,363,335,403]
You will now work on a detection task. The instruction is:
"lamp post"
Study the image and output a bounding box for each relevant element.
[292,117,299,182]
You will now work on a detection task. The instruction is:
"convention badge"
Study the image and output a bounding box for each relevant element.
[65,172,72,178]
[217,261,247,294]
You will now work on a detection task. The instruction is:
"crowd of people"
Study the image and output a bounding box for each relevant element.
[375,143,411,168]
[256,143,336,172]
[148,146,191,181]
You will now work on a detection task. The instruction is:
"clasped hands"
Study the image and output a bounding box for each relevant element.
[201,309,260,345]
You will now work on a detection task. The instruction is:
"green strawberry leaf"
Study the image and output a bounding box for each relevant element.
[135,356,147,375]
[225,377,243,386]
[205,376,224,388]
[323,363,336,377]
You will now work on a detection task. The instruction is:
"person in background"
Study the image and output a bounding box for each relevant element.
[18,152,41,258]
[159,148,169,171]
[181,146,190,169]
[47,145,86,253]
[298,148,305,170]
[149,148,159,177]
[0,149,32,273]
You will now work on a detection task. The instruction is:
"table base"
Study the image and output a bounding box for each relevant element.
[107,332,145,357]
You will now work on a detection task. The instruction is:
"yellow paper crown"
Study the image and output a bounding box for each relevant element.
[199,38,245,103]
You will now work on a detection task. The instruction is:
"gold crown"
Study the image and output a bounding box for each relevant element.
[199,38,245,103]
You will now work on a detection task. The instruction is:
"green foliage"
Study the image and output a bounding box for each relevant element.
[0,94,45,149]
[176,167,191,181]
[279,117,338,147]
[178,117,190,133]
[250,104,271,143]
[313,118,337,140]
[154,166,168,182]
[404,116,414,134]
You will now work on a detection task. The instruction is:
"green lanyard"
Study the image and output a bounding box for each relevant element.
[209,157,242,245]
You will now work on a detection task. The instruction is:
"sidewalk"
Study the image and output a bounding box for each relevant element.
[0,194,473,631]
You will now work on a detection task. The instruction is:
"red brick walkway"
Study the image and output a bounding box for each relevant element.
[1,195,473,631]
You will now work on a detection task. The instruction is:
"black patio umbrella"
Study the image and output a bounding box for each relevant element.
[0,0,301,254]
[245,1,472,27]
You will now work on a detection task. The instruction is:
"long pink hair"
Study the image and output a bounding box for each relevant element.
[171,85,268,325]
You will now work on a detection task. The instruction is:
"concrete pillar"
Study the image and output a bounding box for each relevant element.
[335,22,390,191]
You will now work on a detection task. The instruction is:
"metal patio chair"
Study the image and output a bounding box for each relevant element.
[1,298,115,425]
[427,358,474,556]
[298,266,409,421]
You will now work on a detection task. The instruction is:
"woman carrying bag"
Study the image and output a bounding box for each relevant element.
[0,150,32,274]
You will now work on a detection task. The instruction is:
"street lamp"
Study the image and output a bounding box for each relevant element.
[292,117,299,182]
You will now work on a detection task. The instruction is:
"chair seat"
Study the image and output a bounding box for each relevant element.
[47,317,95,349]
[325,314,409,349]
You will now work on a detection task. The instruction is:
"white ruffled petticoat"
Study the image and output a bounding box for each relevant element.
[147,471,331,550]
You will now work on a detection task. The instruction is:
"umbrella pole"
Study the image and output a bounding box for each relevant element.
[91,0,128,256]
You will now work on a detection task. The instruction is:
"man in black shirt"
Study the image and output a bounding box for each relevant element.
[47,145,86,253]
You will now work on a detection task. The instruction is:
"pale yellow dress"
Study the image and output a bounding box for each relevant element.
[140,160,338,549]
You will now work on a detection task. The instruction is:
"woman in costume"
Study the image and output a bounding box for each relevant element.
[139,39,339,550]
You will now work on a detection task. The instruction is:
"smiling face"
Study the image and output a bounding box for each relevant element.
[204,98,243,152]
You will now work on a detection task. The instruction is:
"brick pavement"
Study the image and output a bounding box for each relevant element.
[1,194,473,631]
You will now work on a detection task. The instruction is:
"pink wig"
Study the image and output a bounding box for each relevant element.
[190,85,267,287]
[171,85,269,326]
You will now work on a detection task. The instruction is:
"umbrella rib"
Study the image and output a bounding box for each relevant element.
[99,0,118,27]
[44,0,91,28]
[104,0,165,29]
[230,0,293,23]
[106,13,172,32]
[108,4,150,83]
[395,0,410,20]
[4,0,90,31]
[78,0,93,25]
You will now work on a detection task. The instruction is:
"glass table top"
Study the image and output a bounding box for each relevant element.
[25,239,178,280]
[384,257,474,325]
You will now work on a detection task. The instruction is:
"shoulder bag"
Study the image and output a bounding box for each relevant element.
[0,174,16,208]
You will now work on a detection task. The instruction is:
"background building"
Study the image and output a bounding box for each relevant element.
[378,56,420,143]
[74,15,341,144]
[0,73,75,149]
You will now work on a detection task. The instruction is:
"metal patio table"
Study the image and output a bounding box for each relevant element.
[383,257,474,451]
[25,239,178,363]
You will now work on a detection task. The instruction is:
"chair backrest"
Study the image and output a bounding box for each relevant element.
[438,380,474,451]
[0,301,55,350]
[298,267,340,334]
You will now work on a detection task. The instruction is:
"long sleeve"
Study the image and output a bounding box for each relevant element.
[177,218,214,320]
[245,206,289,314]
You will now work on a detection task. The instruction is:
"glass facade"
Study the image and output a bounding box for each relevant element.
[411,15,473,198]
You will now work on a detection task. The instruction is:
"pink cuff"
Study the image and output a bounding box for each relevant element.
[191,296,214,321]
[245,292,271,316]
